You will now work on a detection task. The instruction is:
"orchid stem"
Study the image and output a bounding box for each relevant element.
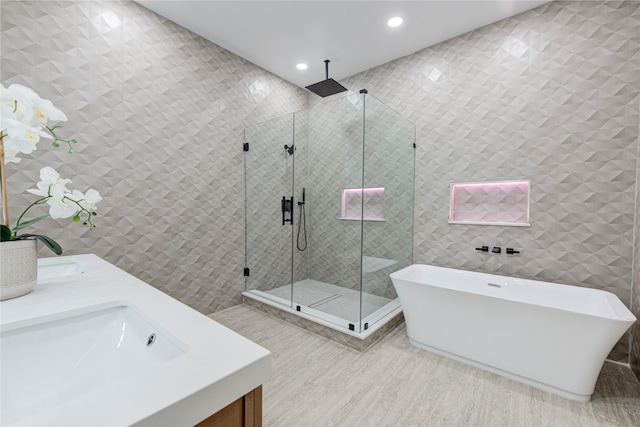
[13,197,49,233]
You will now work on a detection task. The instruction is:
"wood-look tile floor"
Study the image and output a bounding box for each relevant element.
[209,305,640,427]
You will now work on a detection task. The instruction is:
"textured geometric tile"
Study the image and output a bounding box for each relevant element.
[450,181,529,224]
[1,0,307,315]
[327,0,640,361]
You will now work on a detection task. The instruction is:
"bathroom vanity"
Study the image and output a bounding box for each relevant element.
[0,254,270,426]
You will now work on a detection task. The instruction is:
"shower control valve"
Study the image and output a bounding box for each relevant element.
[475,246,489,252]
[282,196,293,225]
[492,247,501,254]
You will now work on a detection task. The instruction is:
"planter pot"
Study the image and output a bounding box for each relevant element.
[0,239,37,301]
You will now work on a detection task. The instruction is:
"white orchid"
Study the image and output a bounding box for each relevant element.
[5,84,67,126]
[25,167,100,223]
[3,122,50,160]
[47,195,81,219]
[1,83,99,255]
[71,188,102,212]
[26,166,72,200]
[1,83,74,165]
[5,84,39,125]
[1,86,19,130]
[26,96,67,128]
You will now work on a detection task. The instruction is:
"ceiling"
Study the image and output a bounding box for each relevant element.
[136,1,551,89]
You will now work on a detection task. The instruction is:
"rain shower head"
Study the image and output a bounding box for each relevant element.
[305,60,347,97]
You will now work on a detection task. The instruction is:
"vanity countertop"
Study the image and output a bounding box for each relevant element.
[0,254,271,426]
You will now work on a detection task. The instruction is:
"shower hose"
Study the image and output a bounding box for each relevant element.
[297,201,307,251]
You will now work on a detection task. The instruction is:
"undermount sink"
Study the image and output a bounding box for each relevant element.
[1,301,188,425]
[37,257,86,280]
[1,254,270,426]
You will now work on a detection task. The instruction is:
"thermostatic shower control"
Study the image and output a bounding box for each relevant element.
[282,196,293,225]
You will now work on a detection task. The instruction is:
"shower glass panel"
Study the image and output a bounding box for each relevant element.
[244,92,414,333]
[361,95,415,330]
[244,114,294,308]
[293,94,365,329]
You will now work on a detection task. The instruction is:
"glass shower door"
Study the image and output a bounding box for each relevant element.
[361,94,415,331]
[292,94,365,330]
[244,115,294,308]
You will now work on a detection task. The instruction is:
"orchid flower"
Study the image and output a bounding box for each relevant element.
[70,188,102,212]
[1,83,75,166]
[4,122,50,156]
[8,84,68,127]
[1,83,100,255]
[26,166,72,200]
[1,85,19,130]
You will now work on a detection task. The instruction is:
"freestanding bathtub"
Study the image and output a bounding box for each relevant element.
[390,264,636,402]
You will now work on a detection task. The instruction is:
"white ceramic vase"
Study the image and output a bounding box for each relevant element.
[0,239,37,301]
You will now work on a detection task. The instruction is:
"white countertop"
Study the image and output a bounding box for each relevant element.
[0,254,271,426]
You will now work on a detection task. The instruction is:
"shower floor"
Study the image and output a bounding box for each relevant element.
[261,279,394,323]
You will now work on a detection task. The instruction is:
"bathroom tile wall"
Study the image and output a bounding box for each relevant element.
[333,1,640,361]
[0,0,308,313]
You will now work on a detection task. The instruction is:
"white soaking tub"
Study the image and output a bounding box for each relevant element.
[390,264,636,402]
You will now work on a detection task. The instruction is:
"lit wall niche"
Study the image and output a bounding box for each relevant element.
[341,188,385,221]
[449,180,530,226]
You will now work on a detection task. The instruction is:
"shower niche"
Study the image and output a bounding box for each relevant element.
[243,91,415,345]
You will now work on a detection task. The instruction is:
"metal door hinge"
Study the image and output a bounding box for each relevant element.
[243,142,249,152]
[243,267,250,276]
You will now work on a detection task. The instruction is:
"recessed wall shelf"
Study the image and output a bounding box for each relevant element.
[341,187,385,221]
[449,180,530,227]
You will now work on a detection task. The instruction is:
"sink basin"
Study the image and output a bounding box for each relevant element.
[1,254,270,426]
[1,301,188,425]
[37,257,86,280]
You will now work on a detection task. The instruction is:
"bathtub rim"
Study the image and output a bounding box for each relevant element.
[390,264,636,323]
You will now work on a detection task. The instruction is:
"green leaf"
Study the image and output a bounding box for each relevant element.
[1,225,12,241]
[13,215,49,231]
[16,234,62,255]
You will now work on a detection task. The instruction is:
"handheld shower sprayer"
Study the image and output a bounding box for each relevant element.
[297,187,307,251]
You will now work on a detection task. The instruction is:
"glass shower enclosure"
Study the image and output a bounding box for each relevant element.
[244,91,415,333]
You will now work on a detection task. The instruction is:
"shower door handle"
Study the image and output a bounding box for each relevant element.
[282,196,293,225]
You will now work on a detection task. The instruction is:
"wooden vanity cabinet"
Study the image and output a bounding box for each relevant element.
[196,386,262,427]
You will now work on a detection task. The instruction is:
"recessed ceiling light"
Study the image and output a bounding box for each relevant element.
[387,17,403,28]
[296,63,308,70]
